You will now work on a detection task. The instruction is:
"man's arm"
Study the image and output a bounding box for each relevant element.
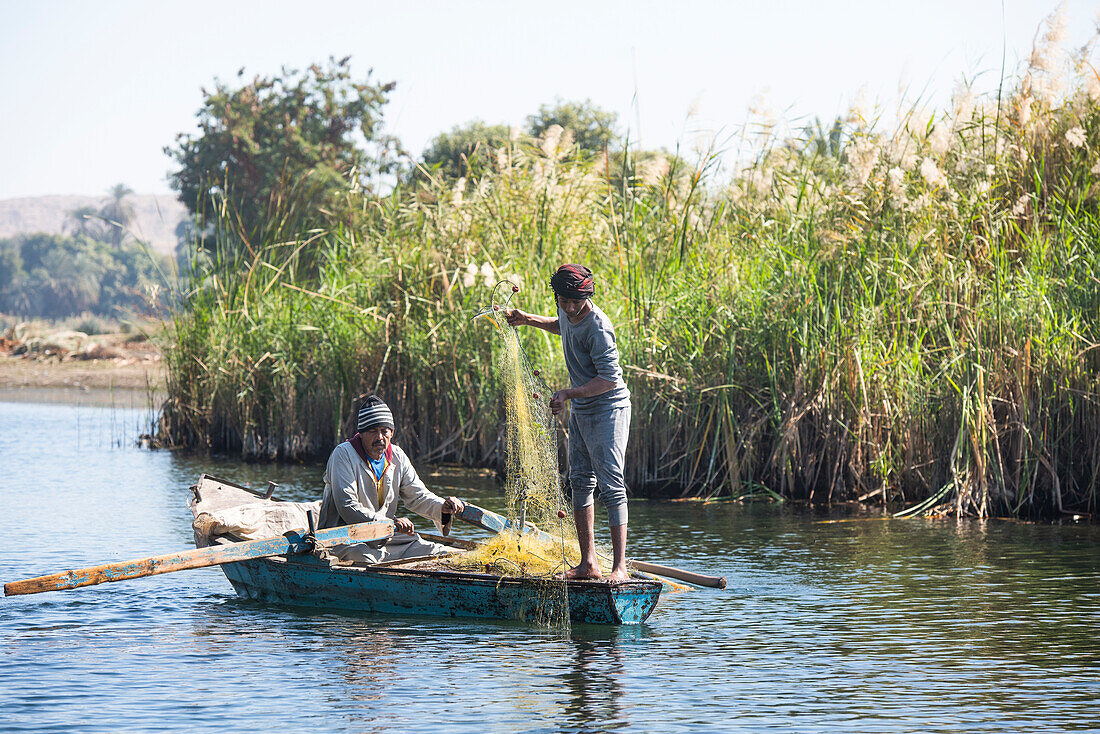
[506,308,560,335]
[396,451,465,530]
[550,376,617,414]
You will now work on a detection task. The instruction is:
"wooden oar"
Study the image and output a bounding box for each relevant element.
[457,502,538,536]
[417,532,478,550]
[627,560,726,589]
[455,503,726,589]
[4,519,394,597]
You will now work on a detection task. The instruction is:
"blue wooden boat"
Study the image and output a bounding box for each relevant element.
[190,475,661,625]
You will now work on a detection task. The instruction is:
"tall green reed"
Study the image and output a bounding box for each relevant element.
[162,12,1099,517]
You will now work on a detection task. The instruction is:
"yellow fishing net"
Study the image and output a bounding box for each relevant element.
[448,282,585,581]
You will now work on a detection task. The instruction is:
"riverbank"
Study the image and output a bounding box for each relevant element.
[0,326,164,407]
[0,353,163,391]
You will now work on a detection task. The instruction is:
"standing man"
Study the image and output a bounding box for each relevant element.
[506,264,632,581]
[319,395,465,564]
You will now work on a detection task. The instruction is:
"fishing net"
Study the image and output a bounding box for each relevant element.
[443,281,583,626]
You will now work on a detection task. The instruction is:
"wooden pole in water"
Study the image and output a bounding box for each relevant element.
[4,520,394,596]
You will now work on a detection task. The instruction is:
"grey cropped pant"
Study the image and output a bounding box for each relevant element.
[568,404,631,526]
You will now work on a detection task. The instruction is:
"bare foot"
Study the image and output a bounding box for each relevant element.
[606,567,631,583]
[559,561,602,580]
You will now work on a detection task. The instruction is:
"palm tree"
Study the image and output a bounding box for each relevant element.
[99,183,135,248]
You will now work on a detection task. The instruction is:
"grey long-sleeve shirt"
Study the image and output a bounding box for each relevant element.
[558,301,631,414]
[319,441,446,532]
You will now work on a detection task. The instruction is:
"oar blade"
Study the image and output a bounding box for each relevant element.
[457,503,548,540]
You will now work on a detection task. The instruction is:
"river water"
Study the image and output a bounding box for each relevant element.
[1,398,1097,733]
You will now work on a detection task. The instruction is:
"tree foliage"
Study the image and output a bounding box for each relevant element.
[0,233,169,319]
[65,205,105,240]
[526,98,619,155]
[419,120,512,180]
[419,99,621,181]
[167,57,396,249]
[65,183,138,246]
[100,183,135,247]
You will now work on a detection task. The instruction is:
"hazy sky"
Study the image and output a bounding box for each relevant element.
[1,0,1096,199]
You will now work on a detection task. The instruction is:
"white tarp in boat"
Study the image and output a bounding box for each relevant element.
[192,500,321,541]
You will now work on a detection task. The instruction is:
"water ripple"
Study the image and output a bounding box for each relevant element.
[1,402,1098,732]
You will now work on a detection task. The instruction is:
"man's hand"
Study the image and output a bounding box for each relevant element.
[442,496,465,514]
[550,377,614,415]
[504,309,561,335]
[394,517,415,534]
[505,308,527,327]
[549,389,570,415]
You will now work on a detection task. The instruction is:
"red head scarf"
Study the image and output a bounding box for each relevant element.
[549,264,595,299]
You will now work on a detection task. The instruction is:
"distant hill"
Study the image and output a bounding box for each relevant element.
[0,194,188,256]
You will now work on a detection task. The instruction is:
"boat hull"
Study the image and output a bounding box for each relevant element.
[189,474,660,625]
[219,553,661,625]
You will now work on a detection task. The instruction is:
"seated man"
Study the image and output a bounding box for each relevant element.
[319,395,465,564]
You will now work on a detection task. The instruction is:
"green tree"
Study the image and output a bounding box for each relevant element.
[166,57,397,251]
[0,233,169,318]
[39,247,106,316]
[65,204,107,240]
[526,98,619,156]
[0,238,24,307]
[420,120,512,180]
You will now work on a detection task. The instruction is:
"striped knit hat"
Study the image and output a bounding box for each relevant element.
[357,395,395,431]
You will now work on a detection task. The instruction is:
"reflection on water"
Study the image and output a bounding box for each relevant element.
[1,397,1098,733]
[561,627,629,731]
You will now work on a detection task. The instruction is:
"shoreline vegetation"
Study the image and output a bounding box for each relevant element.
[158,14,1099,519]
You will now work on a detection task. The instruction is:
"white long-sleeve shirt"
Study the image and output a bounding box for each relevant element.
[319,441,446,533]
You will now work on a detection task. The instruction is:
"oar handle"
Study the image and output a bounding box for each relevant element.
[418,532,478,550]
[4,519,394,596]
[628,560,726,589]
